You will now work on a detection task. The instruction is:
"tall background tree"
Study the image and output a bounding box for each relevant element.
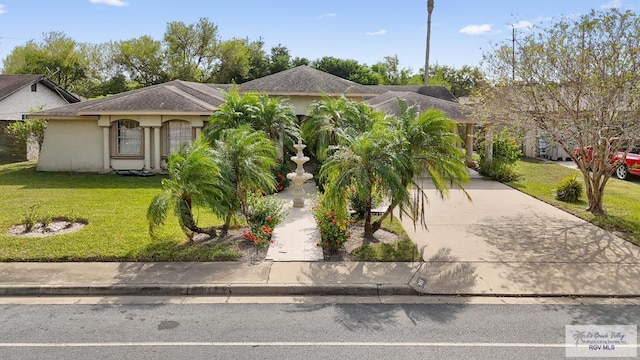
[424,0,435,85]
[2,15,482,97]
[2,31,90,94]
[112,35,168,87]
[215,38,251,83]
[163,17,219,82]
[427,64,485,97]
[481,9,640,215]
[371,55,415,85]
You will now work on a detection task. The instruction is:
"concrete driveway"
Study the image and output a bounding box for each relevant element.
[401,173,640,296]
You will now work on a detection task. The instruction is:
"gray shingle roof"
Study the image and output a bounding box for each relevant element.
[0,74,80,103]
[239,65,372,96]
[367,91,472,122]
[29,69,475,123]
[34,80,225,117]
[363,85,457,102]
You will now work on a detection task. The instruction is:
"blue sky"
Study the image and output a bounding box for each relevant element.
[0,0,636,73]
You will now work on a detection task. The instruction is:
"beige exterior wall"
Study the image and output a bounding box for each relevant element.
[37,119,103,172]
[278,96,320,116]
[276,95,365,116]
[38,114,207,172]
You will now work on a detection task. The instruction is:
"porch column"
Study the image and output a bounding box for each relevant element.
[465,123,474,166]
[102,127,110,171]
[144,127,151,169]
[485,124,494,163]
[153,126,161,170]
[195,127,201,138]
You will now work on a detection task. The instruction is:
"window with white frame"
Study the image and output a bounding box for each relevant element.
[164,120,192,155]
[115,120,142,156]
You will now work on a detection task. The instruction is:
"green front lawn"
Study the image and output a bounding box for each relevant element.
[351,216,421,262]
[0,162,236,261]
[508,158,640,246]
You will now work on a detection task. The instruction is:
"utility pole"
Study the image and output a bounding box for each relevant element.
[512,27,516,80]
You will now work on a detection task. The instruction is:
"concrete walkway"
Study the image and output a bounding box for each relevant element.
[266,181,323,261]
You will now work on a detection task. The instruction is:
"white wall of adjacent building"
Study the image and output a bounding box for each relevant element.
[0,83,71,120]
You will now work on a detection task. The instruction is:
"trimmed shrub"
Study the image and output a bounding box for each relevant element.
[556,175,583,203]
[478,159,521,182]
[478,128,522,182]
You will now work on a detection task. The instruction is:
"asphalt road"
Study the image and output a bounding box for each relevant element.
[1,299,638,360]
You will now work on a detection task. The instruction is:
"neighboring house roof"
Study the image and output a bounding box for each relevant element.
[239,65,372,96]
[206,83,235,92]
[0,74,81,103]
[366,91,472,123]
[33,80,226,118]
[363,85,458,102]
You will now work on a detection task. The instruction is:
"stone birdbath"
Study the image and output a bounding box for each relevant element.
[287,138,313,207]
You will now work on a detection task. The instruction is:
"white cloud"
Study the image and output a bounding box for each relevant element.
[512,20,534,29]
[535,16,553,23]
[0,4,7,14]
[459,24,492,35]
[89,0,128,6]
[601,0,622,8]
[317,13,336,19]
[365,29,387,36]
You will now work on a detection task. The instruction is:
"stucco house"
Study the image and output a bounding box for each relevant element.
[0,74,80,162]
[33,66,476,172]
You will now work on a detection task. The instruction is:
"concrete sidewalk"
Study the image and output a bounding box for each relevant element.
[0,257,639,297]
[0,262,418,297]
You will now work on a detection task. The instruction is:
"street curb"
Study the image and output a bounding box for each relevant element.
[0,284,418,297]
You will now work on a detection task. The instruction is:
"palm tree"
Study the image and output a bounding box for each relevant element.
[203,87,299,163]
[211,125,278,231]
[253,93,299,162]
[321,118,412,237]
[321,101,469,238]
[202,86,260,142]
[301,95,377,161]
[147,137,232,240]
[424,0,435,85]
[376,102,470,232]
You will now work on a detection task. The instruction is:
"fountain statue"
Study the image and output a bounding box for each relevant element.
[287,138,313,207]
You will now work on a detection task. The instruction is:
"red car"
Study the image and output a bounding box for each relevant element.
[575,140,640,180]
[613,141,640,180]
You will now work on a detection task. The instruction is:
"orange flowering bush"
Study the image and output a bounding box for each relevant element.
[312,196,354,254]
[245,192,287,248]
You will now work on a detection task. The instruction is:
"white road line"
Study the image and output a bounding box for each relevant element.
[0,342,572,348]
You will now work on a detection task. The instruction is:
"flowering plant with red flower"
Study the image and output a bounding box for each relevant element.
[245,192,288,249]
[272,163,291,193]
[312,195,354,254]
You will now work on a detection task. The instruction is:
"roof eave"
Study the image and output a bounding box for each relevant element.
[76,110,215,116]
[28,114,100,120]
[239,90,373,97]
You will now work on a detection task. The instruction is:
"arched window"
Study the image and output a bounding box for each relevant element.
[112,120,142,156]
[162,120,193,156]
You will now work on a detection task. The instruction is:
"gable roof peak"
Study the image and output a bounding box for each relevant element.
[239,65,372,96]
